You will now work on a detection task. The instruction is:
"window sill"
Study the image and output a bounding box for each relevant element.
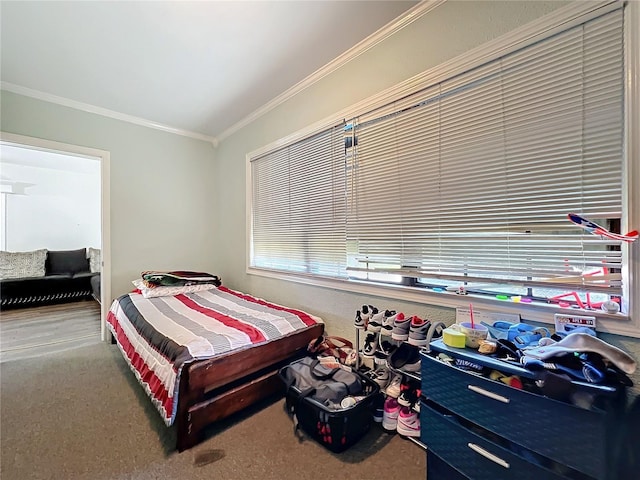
[247,266,639,339]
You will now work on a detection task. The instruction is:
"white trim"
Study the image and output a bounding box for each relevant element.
[0,0,444,147]
[0,132,112,342]
[624,0,640,336]
[247,266,638,338]
[247,0,621,161]
[218,0,447,142]
[245,152,253,280]
[0,82,217,145]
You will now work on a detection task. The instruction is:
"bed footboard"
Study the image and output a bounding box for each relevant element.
[175,322,323,451]
[176,367,283,451]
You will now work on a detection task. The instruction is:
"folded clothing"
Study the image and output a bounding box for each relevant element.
[522,353,607,384]
[522,333,636,375]
[141,270,221,289]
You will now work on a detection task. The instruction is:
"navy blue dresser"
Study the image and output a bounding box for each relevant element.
[420,341,626,480]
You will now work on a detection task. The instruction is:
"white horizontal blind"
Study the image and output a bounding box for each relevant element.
[347,8,625,295]
[251,123,347,277]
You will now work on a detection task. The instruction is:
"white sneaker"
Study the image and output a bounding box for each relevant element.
[362,332,378,358]
[382,312,403,335]
[367,310,387,332]
[356,305,378,330]
[385,372,403,398]
[397,406,420,437]
[368,367,390,390]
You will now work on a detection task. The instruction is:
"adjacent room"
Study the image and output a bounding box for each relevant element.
[0,144,102,361]
[1,1,638,479]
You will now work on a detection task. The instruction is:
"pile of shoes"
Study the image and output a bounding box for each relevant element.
[355,304,447,440]
[356,305,436,362]
[381,377,422,438]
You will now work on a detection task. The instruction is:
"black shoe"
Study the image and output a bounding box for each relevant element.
[388,342,420,371]
[374,340,397,365]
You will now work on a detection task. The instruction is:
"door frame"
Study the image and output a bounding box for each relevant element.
[0,131,111,341]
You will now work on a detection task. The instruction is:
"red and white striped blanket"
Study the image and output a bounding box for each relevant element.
[107,285,323,425]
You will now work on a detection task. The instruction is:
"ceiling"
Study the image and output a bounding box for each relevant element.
[1,0,419,142]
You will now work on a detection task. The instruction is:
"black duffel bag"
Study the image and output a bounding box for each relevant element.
[280,356,363,407]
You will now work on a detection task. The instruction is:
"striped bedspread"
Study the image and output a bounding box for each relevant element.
[107,285,322,425]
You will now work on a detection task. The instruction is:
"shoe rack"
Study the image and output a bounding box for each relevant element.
[354,310,431,450]
[386,357,427,450]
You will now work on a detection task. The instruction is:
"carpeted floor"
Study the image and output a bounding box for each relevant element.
[0,342,426,480]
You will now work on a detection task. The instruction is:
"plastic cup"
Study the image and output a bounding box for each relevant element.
[459,321,489,349]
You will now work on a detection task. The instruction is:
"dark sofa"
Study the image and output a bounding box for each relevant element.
[0,248,100,309]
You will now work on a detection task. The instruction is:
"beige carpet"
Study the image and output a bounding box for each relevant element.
[0,342,426,480]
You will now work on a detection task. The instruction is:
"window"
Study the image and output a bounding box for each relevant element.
[250,123,347,278]
[346,7,626,310]
[248,1,636,329]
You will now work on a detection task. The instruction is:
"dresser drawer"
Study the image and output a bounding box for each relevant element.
[421,354,610,479]
[427,450,469,480]
[422,402,570,480]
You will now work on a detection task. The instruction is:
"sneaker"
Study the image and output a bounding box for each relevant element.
[370,367,390,390]
[398,377,420,407]
[408,316,431,346]
[374,339,397,365]
[368,309,394,333]
[397,406,421,437]
[388,342,421,371]
[412,396,421,413]
[391,314,412,341]
[362,332,379,358]
[403,354,421,373]
[372,394,385,423]
[362,304,378,319]
[356,305,378,330]
[382,397,400,432]
[398,380,420,407]
[382,312,403,335]
[385,372,403,398]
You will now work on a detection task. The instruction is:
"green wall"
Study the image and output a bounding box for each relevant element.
[213,0,640,394]
[1,90,217,299]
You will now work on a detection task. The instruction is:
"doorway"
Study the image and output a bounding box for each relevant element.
[0,132,111,342]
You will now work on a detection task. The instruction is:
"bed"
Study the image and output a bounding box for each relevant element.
[106,283,324,451]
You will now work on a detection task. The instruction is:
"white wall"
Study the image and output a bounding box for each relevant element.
[1,147,100,251]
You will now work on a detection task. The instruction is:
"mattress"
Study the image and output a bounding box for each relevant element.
[107,285,323,425]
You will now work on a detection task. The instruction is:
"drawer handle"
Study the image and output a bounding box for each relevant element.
[468,442,511,469]
[467,384,510,403]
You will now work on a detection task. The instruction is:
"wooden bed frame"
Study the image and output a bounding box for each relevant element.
[114,322,324,451]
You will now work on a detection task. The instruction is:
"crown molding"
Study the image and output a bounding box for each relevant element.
[1,82,217,145]
[217,0,447,142]
[247,0,620,160]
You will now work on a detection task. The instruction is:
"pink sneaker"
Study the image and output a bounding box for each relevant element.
[397,406,421,437]
[382,397,400,432]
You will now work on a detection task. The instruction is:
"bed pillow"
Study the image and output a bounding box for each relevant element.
[131,279,218,298]
[47,248,90,275]
[87,247,101,273]
[0,249,48,280]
